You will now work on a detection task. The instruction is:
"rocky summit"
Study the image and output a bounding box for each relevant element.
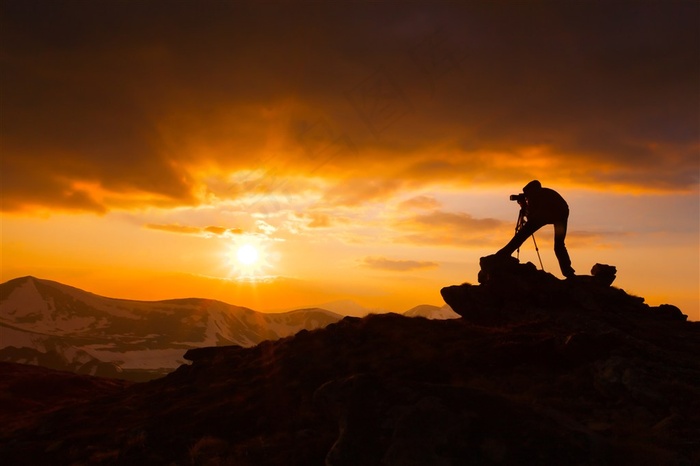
[1,260,699,465]
[442,254,688,326]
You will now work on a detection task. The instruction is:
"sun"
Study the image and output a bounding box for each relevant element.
[236,244,259,266]
[225,240,274,282]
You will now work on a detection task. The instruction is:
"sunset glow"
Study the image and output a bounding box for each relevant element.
[1,3,698,320]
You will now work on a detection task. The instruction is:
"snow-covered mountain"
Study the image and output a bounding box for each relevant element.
[305,299,388,317]
[276,300,457,319]
[0,277,342,381]
[403,304,460,320]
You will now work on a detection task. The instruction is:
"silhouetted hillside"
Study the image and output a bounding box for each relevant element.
[0,362,131,439]
[1,261,698,465]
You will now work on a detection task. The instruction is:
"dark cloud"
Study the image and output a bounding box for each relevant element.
[398,195,441,210]
[146,224,242,236]
[145,224,202,235]
[306,213,331,228]
[393,210,512,247]
[393,209,508,247]
[2,1,697,212]
[563,230,630,249]
[398,211,504,231]
[203,226,228,236]
[361,256,439,272]
[323,178,406,206]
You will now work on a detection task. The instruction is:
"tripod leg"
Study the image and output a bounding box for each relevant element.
[498,213,539,259]
[515,210,525,260]
[531,234,544,271]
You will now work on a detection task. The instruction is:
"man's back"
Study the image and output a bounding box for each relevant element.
[526,187,569,223]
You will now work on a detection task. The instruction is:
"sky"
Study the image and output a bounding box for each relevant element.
[1,1,698,320]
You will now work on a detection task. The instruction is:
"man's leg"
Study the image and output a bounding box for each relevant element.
[553,220,575,277]
[497,220,543,257]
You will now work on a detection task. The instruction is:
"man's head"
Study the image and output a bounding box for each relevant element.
[523,180,542,195]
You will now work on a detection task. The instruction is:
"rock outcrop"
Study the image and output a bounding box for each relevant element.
[442,255,687,325]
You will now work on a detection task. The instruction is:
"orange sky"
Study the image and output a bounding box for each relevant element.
[1,2,698,320]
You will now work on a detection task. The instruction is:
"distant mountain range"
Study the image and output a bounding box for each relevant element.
[0,276,456,380]
[0,276,341,380]
[269,299,458,319]
[404,303,460,319]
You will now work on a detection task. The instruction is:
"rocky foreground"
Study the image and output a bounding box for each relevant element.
[1,259,698,465]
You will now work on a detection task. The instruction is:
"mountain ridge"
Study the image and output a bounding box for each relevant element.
[0,276,345,381]
[1,276,452,381]
[1,262,698,465]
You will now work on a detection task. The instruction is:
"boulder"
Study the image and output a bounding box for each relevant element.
[591,263,617,286]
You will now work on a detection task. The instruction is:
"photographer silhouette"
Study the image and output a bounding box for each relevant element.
[496,180,575,278]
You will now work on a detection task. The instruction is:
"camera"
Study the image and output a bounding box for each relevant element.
[510,193,526,202]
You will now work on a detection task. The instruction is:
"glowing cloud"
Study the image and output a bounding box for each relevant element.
[362,257,439,272]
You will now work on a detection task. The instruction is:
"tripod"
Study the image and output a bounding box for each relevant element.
[515,208,545,271]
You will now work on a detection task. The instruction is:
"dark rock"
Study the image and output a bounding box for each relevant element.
[652,304,687,322]
[314,374,387,466]
[317,373,604,466]
[591,263,617,286]
[440,283,497,324]
[478,253,522,284]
